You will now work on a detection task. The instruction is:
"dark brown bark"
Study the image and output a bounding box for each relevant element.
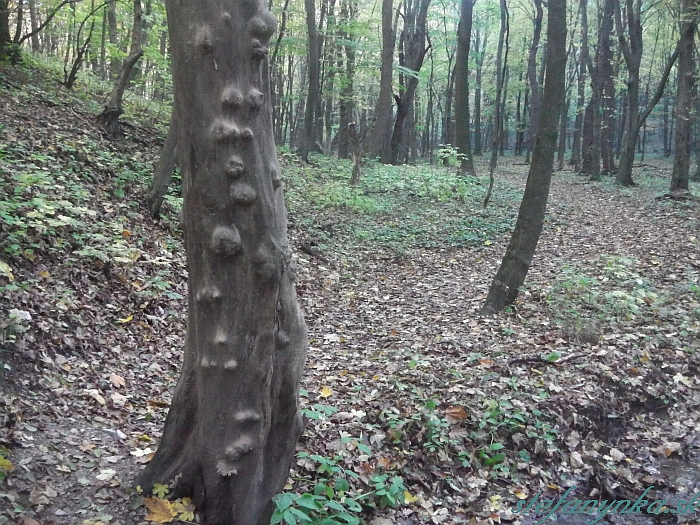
[670,0,698,192]
[453,0,475,175]
[300,0,320,161]
[482,0,567,314]
[579,0,600,180]
[98,0,143,137]
[614,0,678,185]
[0,0,10,60]
[137,0,307,523]
[389,0,431,165]
[147,115,178,219]
[366,0,397,162]
[107,0,119,77]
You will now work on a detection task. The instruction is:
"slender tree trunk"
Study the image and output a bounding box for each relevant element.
[525,0,543,164]
[483,0,508,207]
[473,28,486,155]
[107,0,120,78]
[13,0,24,44]
[337,3,355,159]
[570,45,586,168]
[147,115,178,219]
[670,0,698,193]
[0,0,10,60]
[454,0,476,175]
[301,0,320,161]
[389,0,431,165]
[366,0,396,162]
[557,96,570,169]
[138,0,307,522]
[98,0,144,137]
[599,0,615,173]
[482,0,566,314]
[28,0,40,52]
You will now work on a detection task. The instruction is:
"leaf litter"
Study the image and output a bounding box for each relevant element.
[1,64,699,525]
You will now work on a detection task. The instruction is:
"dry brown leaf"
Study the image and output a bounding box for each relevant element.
[445,405,468,424]
[145,497,176,524]
[109,373,126,388]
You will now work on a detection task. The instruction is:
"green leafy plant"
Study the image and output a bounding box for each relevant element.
[271,452,406,525]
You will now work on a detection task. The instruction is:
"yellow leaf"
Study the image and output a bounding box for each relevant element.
[513,489,528,500]
[145,497,176,523]
[484,240,492,245]
[320,386,333,398]
[0,260,14,282]
[117,315,133,324]
[0,458,14,472]
[39,270,51,278]
[404,491,419,504]
[173,497,196,522]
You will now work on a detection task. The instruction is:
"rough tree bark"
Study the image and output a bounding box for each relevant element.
[388,0,431,165]
[453,0,476,175]
[0,0,10,60]
[147,114,178,219]
[599,0,615,173]
[98,0,144,137]
[137,0,308,523]
[669,0,698,193]
[524,0,543,164]
[481,0,566,314]
[614,0,679,186]
[300,0,320,161]
[366,0,396,162]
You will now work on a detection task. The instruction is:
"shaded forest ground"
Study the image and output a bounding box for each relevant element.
[1,62,700,525]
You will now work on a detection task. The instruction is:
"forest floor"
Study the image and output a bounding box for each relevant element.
[1,60,700,525]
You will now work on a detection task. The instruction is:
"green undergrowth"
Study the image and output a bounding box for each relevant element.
[545,254,700,344]
[281,149,518,254]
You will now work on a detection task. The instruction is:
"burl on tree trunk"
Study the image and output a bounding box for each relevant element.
[137,0,308,523]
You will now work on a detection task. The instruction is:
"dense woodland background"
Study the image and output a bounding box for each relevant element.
[1,0,699,184]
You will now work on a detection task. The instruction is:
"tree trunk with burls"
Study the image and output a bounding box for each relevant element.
[481,0,567,314]
[137,0,308,523]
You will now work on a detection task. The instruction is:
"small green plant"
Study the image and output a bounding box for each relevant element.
[272,452,406,525]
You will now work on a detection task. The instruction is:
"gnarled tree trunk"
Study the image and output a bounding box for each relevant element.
[98,0,143,137]
[137,0,308,523]
[481,0,566,314]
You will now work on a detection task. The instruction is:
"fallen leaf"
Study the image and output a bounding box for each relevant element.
[145,497,176,523]
[117,315,133,324]
[445,405,468,424]
[404,491,419,504]
[109,373,126,388]
[654,442,681,457]
[319,386,333,398]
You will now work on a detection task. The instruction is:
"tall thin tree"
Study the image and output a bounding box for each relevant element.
[482,0,567,314]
